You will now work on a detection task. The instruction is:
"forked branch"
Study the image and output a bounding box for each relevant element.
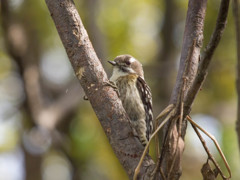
[185,0,230,110]
[160,0,230,179]
[45,0,155,178]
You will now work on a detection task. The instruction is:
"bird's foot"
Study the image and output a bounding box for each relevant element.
[104,81,120,97]
[83,95,88,100]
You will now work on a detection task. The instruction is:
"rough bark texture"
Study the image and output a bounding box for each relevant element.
[45,0,155,179]
[170,0,207,104]
[160,0,207,179]
[186,0,230,110]
[159,0,230,179]
[233,0,240,153]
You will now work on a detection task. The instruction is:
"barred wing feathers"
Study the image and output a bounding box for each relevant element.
[136,76,153,140]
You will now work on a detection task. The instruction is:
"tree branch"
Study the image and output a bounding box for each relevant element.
[45,0,156,178]
[160,1,207,179]
[159,0,230,179]
[185,0,230,110]
[170,0,207,105]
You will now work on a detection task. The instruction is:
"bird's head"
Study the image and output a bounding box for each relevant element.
[108,54,144,80]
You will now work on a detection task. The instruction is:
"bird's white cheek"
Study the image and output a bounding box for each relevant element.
[127,67,135,74]
[129,57,136,63]
[110,67,128,82]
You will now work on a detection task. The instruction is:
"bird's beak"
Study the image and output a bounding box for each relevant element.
[108,60,117,66]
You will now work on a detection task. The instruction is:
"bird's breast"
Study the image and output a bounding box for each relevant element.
[115,75,145,121]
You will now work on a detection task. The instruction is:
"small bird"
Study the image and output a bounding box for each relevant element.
[108,54,153,146]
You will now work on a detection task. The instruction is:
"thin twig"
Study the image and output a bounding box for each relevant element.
[154,105,175,166]
[155,103,176,168]
[159,40,195,178]
[158,115,179,179]
[168,77,187,177]
[202,0,230,65]
[133,105,175,180]
[152,151,165,180]
[178,76,188,136]
[160,168,167,180]
[155,104,175,122]
[149,156,161,180]
[155,119,160,160]
[187,116,231,179]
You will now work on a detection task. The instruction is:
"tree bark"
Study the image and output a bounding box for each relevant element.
[161,0,207,178]
[160,0,229,179]
[170,0,207,104]
[45,0,155,179]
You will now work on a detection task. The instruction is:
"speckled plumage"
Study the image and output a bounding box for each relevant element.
[109,55,153,146]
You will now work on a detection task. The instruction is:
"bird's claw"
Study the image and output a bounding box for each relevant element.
[104,81,120,97]
[83,95,89,100]
[84,81,119,100]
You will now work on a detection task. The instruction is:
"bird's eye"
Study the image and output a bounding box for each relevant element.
[126,61,131,65]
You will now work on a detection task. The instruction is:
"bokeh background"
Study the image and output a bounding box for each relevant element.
[0,0,239,180]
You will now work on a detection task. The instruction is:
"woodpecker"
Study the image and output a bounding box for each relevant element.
[108,54,153,146]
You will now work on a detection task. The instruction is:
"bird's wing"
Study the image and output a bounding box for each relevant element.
[136,76,153,140]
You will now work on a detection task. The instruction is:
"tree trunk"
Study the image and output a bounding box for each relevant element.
[160,1,207,179]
